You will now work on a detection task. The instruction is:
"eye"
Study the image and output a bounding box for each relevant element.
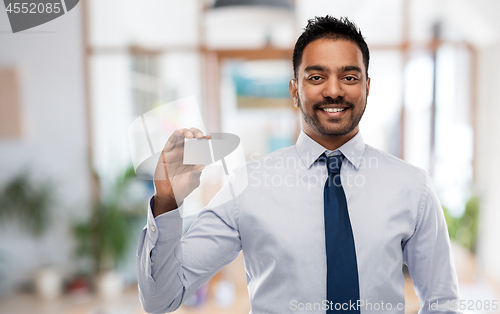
[308,75,323,82]
[342,76,359,83]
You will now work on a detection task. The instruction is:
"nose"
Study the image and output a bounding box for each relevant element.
[322,78,345,99]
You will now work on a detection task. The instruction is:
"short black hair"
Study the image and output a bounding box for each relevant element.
[292,16,370,79]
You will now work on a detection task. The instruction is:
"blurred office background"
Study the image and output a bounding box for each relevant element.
[0,0,499,313]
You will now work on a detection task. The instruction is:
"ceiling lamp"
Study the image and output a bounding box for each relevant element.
[213,0,293,10]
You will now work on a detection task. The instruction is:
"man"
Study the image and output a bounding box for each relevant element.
[137,16,461,313]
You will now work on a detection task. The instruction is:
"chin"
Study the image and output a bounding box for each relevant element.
[318,125,355,137]
[322,131,351,138]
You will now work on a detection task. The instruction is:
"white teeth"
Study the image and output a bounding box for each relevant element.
[322,108,346,113]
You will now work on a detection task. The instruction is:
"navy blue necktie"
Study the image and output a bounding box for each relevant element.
[323,153,360,313]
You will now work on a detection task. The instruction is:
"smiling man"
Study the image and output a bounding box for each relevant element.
[290,36,370,150]
[137,16,461,314]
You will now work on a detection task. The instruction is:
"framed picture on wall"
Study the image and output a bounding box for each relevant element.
[229,59,293,109]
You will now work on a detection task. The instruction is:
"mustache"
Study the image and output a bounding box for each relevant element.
[313,98,354,109]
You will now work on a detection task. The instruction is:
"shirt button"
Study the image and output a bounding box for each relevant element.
[151,225,156,232]
[151,261,155,266]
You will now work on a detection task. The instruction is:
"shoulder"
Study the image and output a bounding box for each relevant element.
[362,144,428,186]
[243,145,299,170]
[222,145,298,209]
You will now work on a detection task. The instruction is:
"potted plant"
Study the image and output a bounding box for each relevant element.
[0,173,53,236]
[72,167,141,299]
[0,173,61,300]
[443,195,480,253]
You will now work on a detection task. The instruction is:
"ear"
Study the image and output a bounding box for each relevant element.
[289,79,299,108]
[366,77,371,97]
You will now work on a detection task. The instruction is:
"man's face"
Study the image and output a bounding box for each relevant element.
[289,38,370,145]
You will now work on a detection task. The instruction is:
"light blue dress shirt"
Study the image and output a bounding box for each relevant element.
[136,131,461,314]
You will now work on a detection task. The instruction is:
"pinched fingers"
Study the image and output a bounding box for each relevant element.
[188,127,211,140]
[155,127,209,180]
[162,128,211,153]
[162,128,187,153]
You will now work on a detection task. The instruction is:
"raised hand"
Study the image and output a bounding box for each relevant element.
[153,127,210,217]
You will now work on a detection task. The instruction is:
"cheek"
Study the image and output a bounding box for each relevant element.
[299,85,319,103]
[354,95,364,104]
[348,87,366,104]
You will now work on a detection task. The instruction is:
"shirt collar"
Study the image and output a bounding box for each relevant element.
[295,130,366,170]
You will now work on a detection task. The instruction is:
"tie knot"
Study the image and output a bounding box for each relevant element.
[326,153,343,175]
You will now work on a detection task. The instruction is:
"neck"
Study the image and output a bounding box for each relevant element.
[303,127,359,151]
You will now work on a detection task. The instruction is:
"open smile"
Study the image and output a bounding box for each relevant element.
[318,107,350,118]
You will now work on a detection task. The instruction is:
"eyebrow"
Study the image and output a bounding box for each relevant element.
[341,65,362,73]
[303,64,363,75]
[304,65,329,74]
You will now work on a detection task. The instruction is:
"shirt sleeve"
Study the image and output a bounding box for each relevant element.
[403,172,462,314]
[136,181,242,313]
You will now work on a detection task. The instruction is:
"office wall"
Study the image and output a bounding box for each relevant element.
[475,42,500,283]
[0,5,91,293]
